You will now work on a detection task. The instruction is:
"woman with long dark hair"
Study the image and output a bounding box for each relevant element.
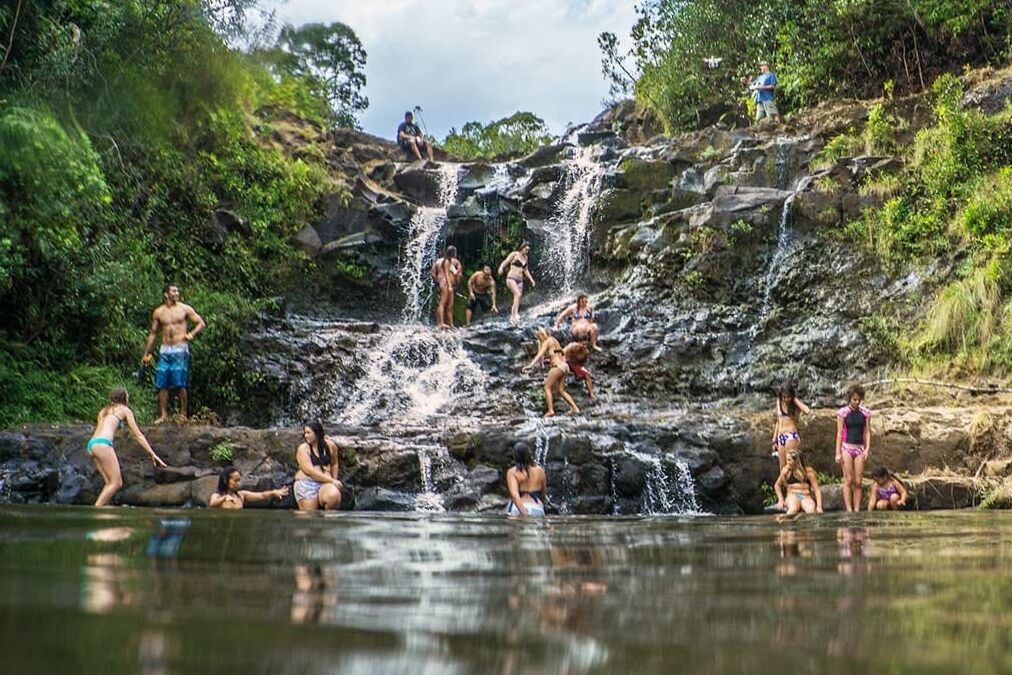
[87,387,167,506]
[505,442,547,517]
[293,421,342,511]
[209,466,289,509]
[771,380,811,470]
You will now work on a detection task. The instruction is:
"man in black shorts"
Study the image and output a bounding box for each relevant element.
[465,265,498,326]
[396,111,434,161]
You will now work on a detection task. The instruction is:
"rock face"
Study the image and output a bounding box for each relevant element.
[2,404,1006,513]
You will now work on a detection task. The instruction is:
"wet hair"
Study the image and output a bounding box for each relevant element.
[519,241,531,252]
[445,245,457,258]
[845,381,866,401]
[304,420,331,466]
[776,381,799,418]
[513,441,534,471]
[162,283,177,295]
[577,294,588,307]
[217,465,239,495]
[100,387,129,418]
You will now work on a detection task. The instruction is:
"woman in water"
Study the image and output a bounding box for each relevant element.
[209,466,290,509]
[867,467,907,511]
[293,421,342,511]
[553,294,602,351]
[87,387,167,507]
[523,327,580,417]
[774,450,823,516]
[836,381,873,512]
[771,381,811,470]
[506,442,547,516]
[498,242,536,322]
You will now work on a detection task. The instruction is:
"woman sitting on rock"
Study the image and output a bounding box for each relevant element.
[523,327,579,417]
[293,421,342,511]
[498,242,536,322]
[867,467,907,511]
[553,294,602,351]
[506,442,547,517]
[774,450,823,516]
[87,387,167,507]
[771,380,811,470]
[210,466,289,509]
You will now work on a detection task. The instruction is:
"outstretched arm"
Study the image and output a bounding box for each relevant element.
[239,486,290,504]
[523,340,551,371]
[896,479,908,506]
[124,408,166,467]
[490,282,497,310]
[795,398,812,416]
[554,305,575,329]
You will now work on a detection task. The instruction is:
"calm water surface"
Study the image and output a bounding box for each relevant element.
[2,506,1012,674]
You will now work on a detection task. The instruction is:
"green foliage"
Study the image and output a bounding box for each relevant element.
[209,441,235,463]
[255,22,368,129]
[864,103,902,155]
[605,0,1011,131]
[760,481,777,507]
[730,219,753,237]
[333,258,368,280]
[814,132,863,168]
[816,471,842,486]
[0,1,338,423]
[441,112,552,160]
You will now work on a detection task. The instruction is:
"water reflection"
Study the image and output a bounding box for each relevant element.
[290,563,338,624]
[837,527,871,576]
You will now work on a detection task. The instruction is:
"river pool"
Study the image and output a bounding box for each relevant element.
[2,506,1011,674]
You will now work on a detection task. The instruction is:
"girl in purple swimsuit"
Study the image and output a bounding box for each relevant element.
[835,382,873,512]
[867,467,907,511]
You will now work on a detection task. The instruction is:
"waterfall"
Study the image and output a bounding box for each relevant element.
[543,147,605,293]
[414,447,446,512]
[627,447,702,515]
[340,330,487,426]
[400,164,461,322]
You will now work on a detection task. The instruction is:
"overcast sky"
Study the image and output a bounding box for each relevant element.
[267,0,638,140]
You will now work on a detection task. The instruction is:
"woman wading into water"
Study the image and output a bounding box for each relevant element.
[505,442,547,516]
[771,381,811,470]
[523,327,579,417]
[210,466,289,509]
[87,388,167,506]
[498,242,536,322]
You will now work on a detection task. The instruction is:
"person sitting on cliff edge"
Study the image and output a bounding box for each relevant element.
[397,111,434,161]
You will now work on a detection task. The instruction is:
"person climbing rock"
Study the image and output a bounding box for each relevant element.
[741,60,780,123]
[523,327,579,417]
[141,283,205,424]
[87,387,167,507]
[563,340,595,400]
[396,111,434,161]
[432,245,462,329]
[465,265,498,326]
[554,294,602,351]
[498,242,536,323]
[505,441,547,516]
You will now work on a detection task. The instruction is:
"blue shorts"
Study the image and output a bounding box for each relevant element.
[155,344,190,390]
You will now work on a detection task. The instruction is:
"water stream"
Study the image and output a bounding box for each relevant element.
[543,146,606,293]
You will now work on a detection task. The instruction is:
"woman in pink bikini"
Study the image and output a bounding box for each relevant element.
[836,382,873,512]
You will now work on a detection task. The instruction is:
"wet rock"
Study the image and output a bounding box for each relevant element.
[292,224,323,256]
[393,165,446,206]
[355,487,417,512]
[154,465,199,484]
[119,481,192,507]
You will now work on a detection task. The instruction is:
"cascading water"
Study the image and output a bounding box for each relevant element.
[414,447,446,512]
[628,446,702,515]
[543,147,605,293]
[401,164,462,322]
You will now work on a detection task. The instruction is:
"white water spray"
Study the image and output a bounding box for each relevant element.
[400,164,461,322]
[628,447,702,515]
[543,147,605,293]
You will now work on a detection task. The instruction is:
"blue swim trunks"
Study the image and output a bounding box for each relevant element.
[155,344,190,390]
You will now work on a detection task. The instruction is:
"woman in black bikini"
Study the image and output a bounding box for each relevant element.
[774,450,823,516]
[498,242,536,322]
[505,442,547,516]
[209,466,289,509]
[523,327,579,417]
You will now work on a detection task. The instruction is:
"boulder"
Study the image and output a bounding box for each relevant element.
[355,487,417,512]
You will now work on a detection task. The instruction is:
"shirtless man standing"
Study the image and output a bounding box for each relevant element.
[563,341,595,400]
[465,265,498,326]
[431,245,462,329]
[141,284,206,423]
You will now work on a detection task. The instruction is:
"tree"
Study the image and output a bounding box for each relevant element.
[263,22,368,129]
[442,111,553,160]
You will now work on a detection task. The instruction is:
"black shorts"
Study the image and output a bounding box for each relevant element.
[467,293,492,313]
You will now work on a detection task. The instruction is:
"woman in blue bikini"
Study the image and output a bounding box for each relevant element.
[88,388,167,506]
[771,381,811,471]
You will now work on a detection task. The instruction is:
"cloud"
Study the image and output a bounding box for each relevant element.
[267,0,638,139]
